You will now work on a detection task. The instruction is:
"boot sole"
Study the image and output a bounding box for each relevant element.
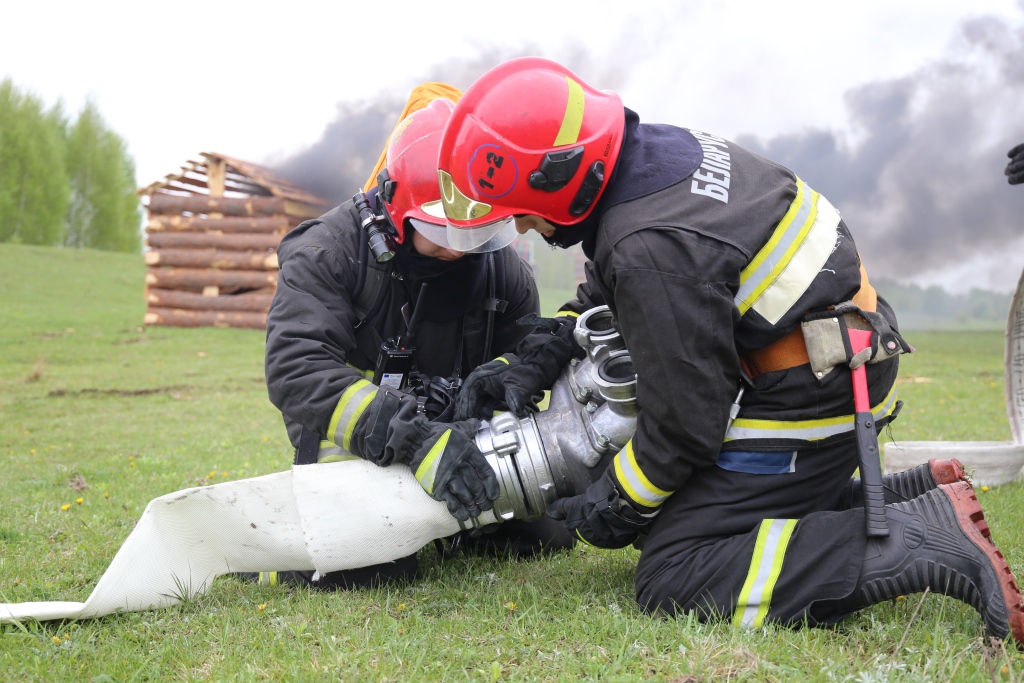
[929,458,966,486]
[939,481,1024,649]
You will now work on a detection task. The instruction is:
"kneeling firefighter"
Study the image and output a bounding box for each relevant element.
[263,88,573,590]
[441,59,1024,645]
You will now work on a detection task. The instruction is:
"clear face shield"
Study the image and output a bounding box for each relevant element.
[435,169,518,253]
[418,198,518,254]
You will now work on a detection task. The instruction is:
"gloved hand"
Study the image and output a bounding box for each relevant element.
[456,315,581,420]
[408,419,500,522]
[454,354,532,419]
[1008,142,1024,185]
[546,470,655,549]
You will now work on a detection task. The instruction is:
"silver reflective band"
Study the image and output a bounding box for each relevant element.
[735,179,841,325]
[733,518,797,628]
[725,385,899,443]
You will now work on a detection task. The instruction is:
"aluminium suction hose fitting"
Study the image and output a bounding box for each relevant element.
[467,306,639,526]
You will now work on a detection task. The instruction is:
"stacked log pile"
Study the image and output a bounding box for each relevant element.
[139,153,331,329]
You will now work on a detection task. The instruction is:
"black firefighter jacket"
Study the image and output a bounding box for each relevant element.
[266,198,540,450]
[557,121,901,509]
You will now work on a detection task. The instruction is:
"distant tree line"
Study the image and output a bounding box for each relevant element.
[0,78,140,253]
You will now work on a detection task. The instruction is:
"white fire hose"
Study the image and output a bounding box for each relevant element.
[883,267,1024,486]
[1,307,636,624]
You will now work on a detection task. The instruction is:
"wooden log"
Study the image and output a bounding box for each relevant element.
[145,268,277,291]
[146,232,281,251]
[146,215,288,233]
[143,307,267,329]
[148,194,285,216]
[145,249,278,270]
[146,288,273,312]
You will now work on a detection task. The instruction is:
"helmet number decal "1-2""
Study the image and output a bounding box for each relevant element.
[469,144,518,198]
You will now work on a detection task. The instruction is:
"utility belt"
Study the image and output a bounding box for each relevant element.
[730,264,911,449]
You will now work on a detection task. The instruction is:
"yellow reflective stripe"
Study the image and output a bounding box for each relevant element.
[613,440,673,508]
[496,356,510,365]
[555,309,581,318]
[345,362,375,380]
[575,529,595,546]
[317,441,360,463]
[414,429,452,494]
[732,519,797,628]
[725,385,898,443]
[327,380,378,451]
[737,176,823,317]
[553,77,585,147]
[258,571,278,587]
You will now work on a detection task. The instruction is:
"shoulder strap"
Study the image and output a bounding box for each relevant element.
[353,259,391,325]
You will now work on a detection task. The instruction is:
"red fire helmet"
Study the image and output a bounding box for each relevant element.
[379,97,460,248]
[438,57,625,252]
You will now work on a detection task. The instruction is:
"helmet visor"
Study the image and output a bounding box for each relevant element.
[446,216,518,253]
[407,217,453,249]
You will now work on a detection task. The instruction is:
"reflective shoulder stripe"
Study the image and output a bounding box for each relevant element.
[732,518,798,628]
[496,356,510,365]
[316,441,360,464]
[735,179,841,325]
[725,385,898,443]
[414,429,452,494]
[613,440,673,508]
[327,379,378,451]
[555,309,581,319]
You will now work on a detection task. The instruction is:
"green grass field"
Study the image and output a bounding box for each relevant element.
[1,243,1023,682]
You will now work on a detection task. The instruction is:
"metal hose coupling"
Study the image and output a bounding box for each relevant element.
[463,306,638,528]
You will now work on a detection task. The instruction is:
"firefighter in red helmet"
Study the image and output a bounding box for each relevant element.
[263,94,573,591]
[442,58,1024,645]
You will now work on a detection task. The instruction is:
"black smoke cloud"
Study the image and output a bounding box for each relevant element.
[737,11,1024,286]
[270,44,636,206]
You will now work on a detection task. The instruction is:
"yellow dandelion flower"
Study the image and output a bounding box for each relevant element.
[52,636,62,645]
[50,445,55,450]
[258,603,267,611]
[30,449,35,454]
[221,471,229,477]
[60,504,71,511]
[397,603,406,612]
[75,497,83,505]
[262,436,269,442]
[129,462,135,467]
[104,492,110,499]
[63,633,70,640]
[208,471,216,478]
[504,601,516,611]
[244,461,250,467]
[982,486,990,492]
[895,595,904,601]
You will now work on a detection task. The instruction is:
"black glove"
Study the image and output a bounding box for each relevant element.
[408,419,500,522]
[1008,142,1024,185]
[456,315,581,420]
[546,470,655,549]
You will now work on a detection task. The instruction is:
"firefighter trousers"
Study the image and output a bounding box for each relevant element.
[635,439,874,627]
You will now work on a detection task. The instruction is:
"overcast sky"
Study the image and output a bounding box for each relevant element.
[3,0,1024,292]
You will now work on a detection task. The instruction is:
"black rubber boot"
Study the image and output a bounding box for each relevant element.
[851,482,1024,647]
[848,458,966,507]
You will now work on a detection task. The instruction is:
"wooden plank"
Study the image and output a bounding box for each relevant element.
[148,194,285,216]
[146,215,288,234]
[146,232,281,251]
[207,159,226,197]
[145,249,279,270]
[144,307,267,329]
[145,267,277,291]
[146,288,273,312]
